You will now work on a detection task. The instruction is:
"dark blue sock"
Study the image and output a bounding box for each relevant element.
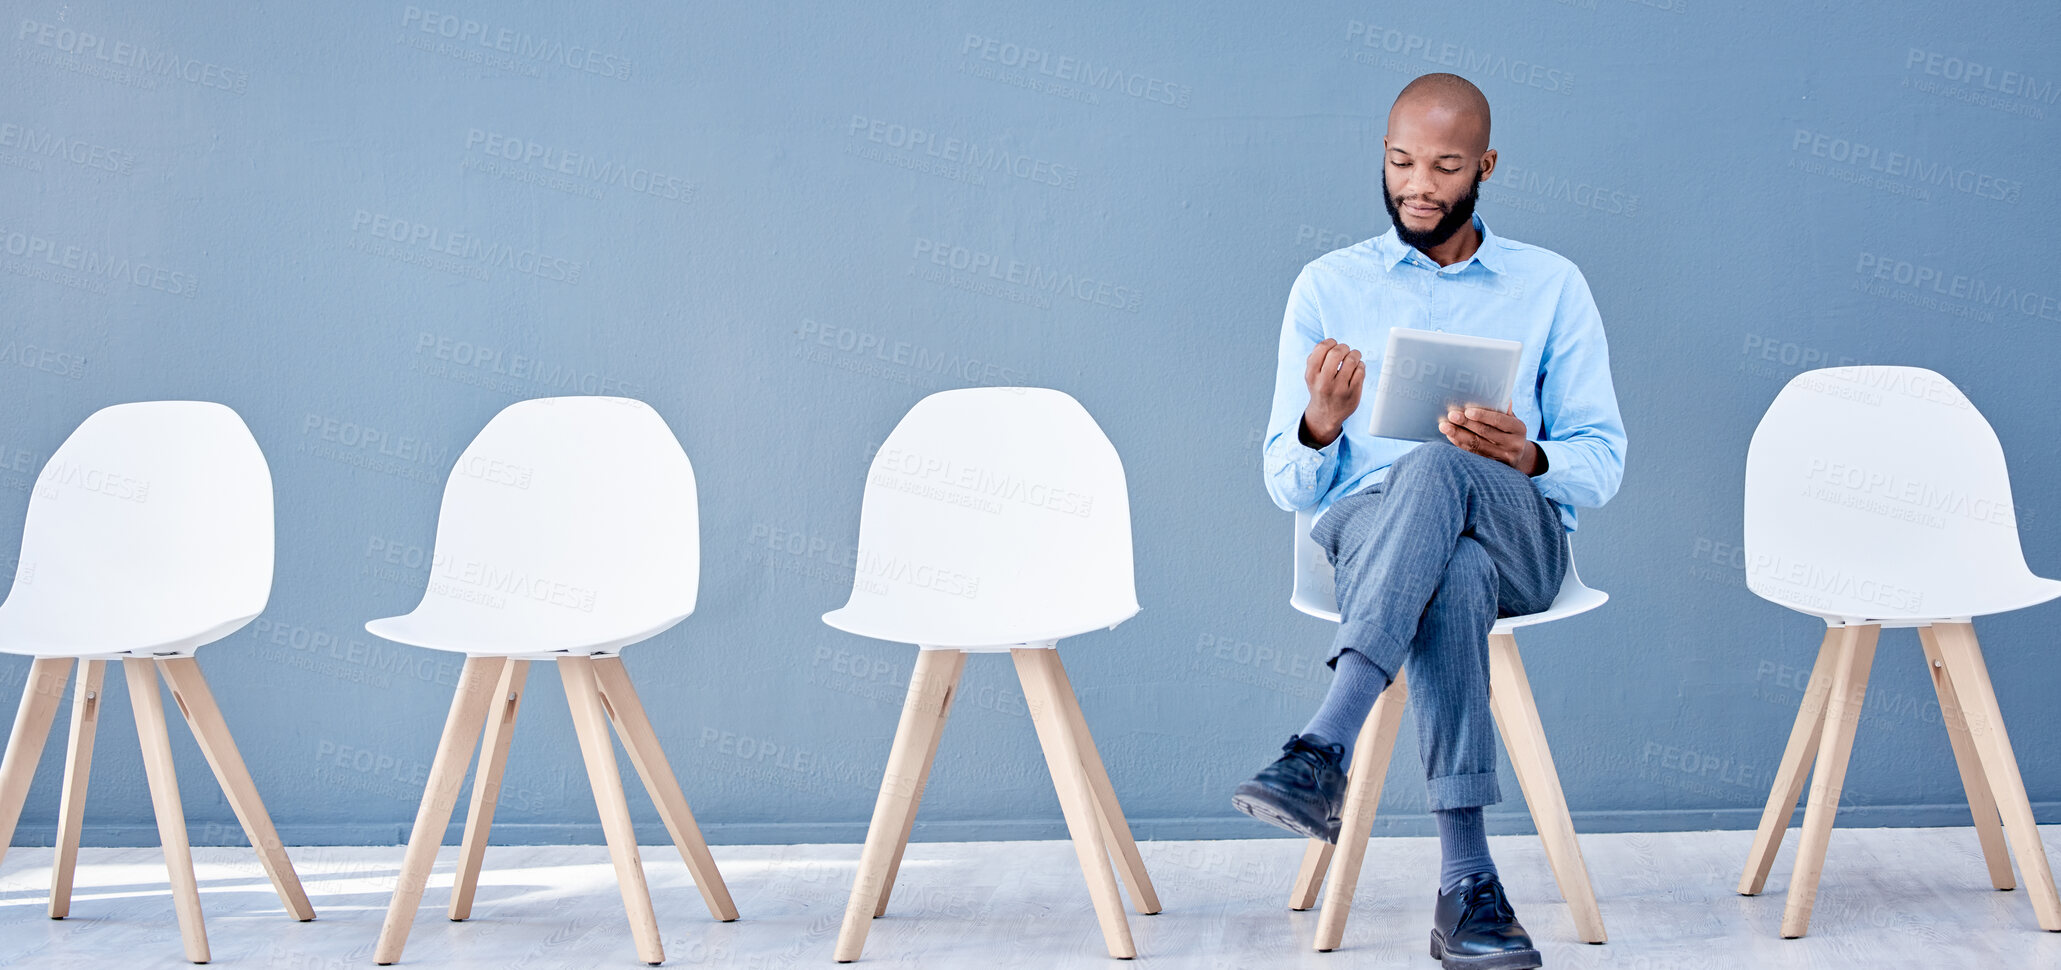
[1435,806,1497,894]
[1299,648,1391,763]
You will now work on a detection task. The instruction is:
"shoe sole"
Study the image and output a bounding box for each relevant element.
[1230,782,1339,843]
[1429,927,1542,970]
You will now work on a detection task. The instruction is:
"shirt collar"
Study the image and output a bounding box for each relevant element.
[1374,213,1505,274]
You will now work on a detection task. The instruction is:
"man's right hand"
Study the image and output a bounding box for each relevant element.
[1298,338,1364,449]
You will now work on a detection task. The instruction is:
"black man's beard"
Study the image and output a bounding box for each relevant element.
[1382,173,1481,252]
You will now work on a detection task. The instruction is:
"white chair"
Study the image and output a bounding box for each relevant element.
[369,396,736,966]
[1284,506,1610,952]
[1735,365,2061,936]
[0,401,312,965]
[827,387,1159,962]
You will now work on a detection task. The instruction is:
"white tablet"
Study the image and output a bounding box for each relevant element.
[1364,328,1525,441]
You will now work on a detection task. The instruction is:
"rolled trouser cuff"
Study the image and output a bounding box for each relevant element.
[1326,619,1410,677]
[1426,771,1501,811]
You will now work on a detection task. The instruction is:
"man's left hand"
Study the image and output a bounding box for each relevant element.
[1439,403,1543,476]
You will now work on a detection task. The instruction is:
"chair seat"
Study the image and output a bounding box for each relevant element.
[1759,574,2061,628]
[821,602,1140,650]
[1291,581,1608,632]
[0,605,259,658]
[364,609,689,657]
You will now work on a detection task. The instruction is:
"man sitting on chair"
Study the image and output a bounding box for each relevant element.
[1233,73,1626,970]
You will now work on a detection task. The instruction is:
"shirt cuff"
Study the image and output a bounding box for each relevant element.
[1287,429,1341,475]
[1300,430,1341,459]
[1532,438,1574,493]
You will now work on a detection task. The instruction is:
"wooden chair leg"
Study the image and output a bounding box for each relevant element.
[836,648,963,963]
[1779,624,1879,938]
[1290,840,1335,912]
[1314,670,1410,952]
[155,657,315,922]
[1488,633,1607,945]
[1930,622,2061,930]
[0,658,72,872]
[1047,652,1161,916]
[448,659,529,922]
[866,649,963,920]
[1916,626,2014,891]
[1014,648,1136,960]
[49,660,102,919]
[559,656,664,966]
[125,658,210,964]
[1291,670,1410,913]
[375,656,506,966]
[590,656,740,923]
[1738,627,1840,896]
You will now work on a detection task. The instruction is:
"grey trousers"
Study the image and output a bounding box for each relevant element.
[1309,439,1569,811]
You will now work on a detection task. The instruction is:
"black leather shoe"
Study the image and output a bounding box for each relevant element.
[1230,734,1347,842]
[1430,872,1542,970]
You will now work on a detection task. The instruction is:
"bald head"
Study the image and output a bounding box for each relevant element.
[1381,74,1495,256]
[1389,73,1491,153]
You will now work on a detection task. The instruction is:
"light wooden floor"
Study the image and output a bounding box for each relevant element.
[3,826,2057,969]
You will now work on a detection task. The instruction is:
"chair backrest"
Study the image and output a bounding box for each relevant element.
[406,397,699,642]
[1745,366,2034,621]
[1291,509,1340,618]
[834,387,1137,644]
[2,401,272,653]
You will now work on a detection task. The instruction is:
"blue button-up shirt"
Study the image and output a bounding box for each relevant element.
[1263,216,1626,532]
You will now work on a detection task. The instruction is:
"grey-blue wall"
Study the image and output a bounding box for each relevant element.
[4,1,2058,847]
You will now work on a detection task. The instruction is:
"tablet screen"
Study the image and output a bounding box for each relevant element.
[1364,328,1524,441]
